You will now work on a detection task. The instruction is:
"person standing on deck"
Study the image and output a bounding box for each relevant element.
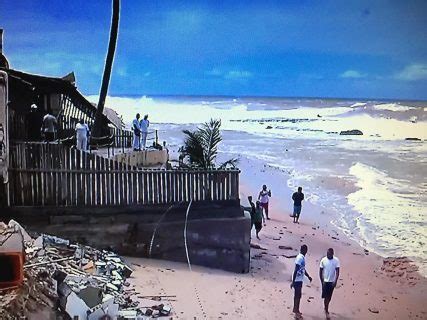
[258,184,271,224]
[290,244,313,317]
[292,186,305,223]
[75,119,90,151]
[319,248,340,317]
[41,109,57,142]
[140,114,150,150]
[132,113,141,151]
[26,104,43,141]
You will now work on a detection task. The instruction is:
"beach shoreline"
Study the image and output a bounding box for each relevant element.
[124,153,427,319]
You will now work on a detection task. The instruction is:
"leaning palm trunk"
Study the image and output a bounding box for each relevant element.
[92,0,120,138]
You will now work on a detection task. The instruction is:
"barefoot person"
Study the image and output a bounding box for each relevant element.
[319,248,340,317]
[254,201,263,239]
[290,244,313,316]
[243,196,256,233]
[258,184,271,223]
[292,186,304,223]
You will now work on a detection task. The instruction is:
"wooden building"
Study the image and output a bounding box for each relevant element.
[0,68,249,273]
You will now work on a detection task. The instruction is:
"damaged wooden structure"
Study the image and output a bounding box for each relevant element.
[0,69,250,273]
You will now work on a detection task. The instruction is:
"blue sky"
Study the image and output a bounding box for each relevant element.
[1,0,427,99]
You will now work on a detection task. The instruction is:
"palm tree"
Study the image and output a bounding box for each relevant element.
[92,0,120,138]
[182,119,237,169]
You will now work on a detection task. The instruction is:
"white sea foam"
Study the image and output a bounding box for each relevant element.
[372,103,415,112]
[350,102,367,108]
[347,163,427,274]
[86,95,427,142]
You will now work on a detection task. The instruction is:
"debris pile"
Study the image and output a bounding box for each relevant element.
[0,220,172,319]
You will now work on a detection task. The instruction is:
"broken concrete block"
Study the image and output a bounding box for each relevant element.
[118,310,138,318]
[65,291,90,320]
[77,286,103,308]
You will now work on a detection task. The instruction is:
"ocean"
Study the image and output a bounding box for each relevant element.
[87,95,427,275]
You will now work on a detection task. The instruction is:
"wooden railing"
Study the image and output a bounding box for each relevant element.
[7,142,239,207]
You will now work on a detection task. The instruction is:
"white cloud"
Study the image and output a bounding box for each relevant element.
[224,70,253,80]
[340,70,366,79]
[116,67,128,77]
[205,68,222,76]
[205,68,253,80]
[395,63,427,81]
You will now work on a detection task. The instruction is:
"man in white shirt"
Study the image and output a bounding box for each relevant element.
[319,248,341,316]
[75,119,90,151]
[132,113,141,151]
[290,244,313,316]
[140,114,150,150]
[258,184,271,224]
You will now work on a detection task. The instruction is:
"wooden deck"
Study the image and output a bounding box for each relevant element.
[7,142,239,207]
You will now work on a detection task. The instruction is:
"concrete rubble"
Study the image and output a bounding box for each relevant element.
[0,220,172,319]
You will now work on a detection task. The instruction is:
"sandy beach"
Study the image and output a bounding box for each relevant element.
[124,155,427,319]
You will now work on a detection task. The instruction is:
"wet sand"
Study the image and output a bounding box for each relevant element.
[124,155,427,319]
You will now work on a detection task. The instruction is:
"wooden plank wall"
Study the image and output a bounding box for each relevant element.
[8,142,239,207]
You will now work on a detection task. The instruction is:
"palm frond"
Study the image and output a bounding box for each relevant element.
[218,158,239,169]
[199,119,222,169]
[181,119,237,170]
[182,129,205,167]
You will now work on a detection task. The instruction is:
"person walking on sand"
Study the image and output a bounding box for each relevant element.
[41,109,57,142]
[254,201,263,239]
[75,119,90,151]
[243,196,256,232]
[290,244,313,317]
[132,113,141,151]
[319,248,340,317]
[292,186,305,223]
[140,114,150,150]
[258,184,271,224]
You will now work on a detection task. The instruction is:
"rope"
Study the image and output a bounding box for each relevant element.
[184,200,193,271]
[148,201,183,257]
[183,199,208,319]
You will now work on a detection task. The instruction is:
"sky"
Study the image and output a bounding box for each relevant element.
[1,0,427,100]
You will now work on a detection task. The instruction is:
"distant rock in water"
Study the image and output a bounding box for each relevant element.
[266,126,273,129]
[340,129,363,136]
[405,137,421,141]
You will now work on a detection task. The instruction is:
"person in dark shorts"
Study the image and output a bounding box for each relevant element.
[243,196,256,232]
[254,201,263,239]
[319,248,340,317]
[292,186,304,223]
[26,104,43,141]
[258,184,271,224]
[41,109,57,142]
[290,244,312,316]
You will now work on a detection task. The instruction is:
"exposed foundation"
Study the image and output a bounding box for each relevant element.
[1,200,251,273]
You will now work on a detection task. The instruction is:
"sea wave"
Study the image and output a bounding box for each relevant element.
[347,162,427,275]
